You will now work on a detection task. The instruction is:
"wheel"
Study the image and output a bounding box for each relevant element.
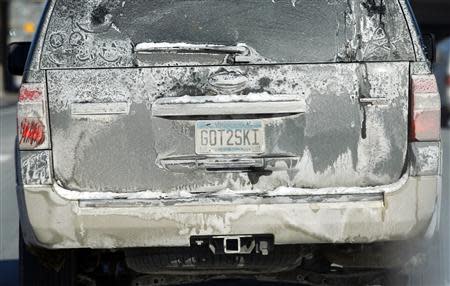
[19,229,77,286]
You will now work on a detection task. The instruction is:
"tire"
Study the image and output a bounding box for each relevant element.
[19,230,77,286]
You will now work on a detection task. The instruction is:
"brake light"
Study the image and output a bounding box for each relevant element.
[446,75,450,87]
[410,75,441,142]
[17,83,50,149]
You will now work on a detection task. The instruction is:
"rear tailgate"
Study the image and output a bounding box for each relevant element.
[47,62,409,193]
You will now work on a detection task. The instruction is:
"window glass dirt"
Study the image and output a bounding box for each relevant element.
[41,0,415,68]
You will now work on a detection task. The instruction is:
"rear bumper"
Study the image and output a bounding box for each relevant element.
[19,175,439,249]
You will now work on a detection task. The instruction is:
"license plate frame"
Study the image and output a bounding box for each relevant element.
[195,120,265,155]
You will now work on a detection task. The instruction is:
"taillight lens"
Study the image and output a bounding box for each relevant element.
[410,75,441,142]
[446,75,450,87]
[17,83,50,149]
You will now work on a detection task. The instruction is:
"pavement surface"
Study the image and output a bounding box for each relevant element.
[0,100,19,285]
[0,95,17,108]
[0,94,449,286]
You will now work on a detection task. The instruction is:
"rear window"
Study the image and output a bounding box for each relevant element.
[41,0,415,68]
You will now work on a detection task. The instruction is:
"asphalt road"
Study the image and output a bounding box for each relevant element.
[0,101,449,286]
[0,103,19,285]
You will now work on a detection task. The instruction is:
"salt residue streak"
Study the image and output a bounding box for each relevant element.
[134,42,248,53]
[157,93,301,104]
[54,173,408,201]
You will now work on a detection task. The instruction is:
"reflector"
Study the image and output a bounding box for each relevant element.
[410,75,441,142]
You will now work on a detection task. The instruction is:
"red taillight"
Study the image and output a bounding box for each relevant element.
[17,83,50,149]
[410,75,441,142]
[20,118,46,146]
[446,75,450,87]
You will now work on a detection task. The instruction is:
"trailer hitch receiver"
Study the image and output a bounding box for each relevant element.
[190,234,274,256]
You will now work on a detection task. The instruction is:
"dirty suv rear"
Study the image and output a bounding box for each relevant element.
[16,0,441,284]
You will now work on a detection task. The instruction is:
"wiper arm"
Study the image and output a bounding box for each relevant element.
[134,42,248,55]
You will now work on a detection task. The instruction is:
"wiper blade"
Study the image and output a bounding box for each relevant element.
[134,42,248,55]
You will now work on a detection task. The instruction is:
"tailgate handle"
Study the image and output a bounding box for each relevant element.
[160,157,265,171]
[202,158,264,170]
[152,95,306,117]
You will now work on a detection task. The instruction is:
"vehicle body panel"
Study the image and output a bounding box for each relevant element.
[47,63,409,193]
[19,175,438,249]
[15,0,442,253]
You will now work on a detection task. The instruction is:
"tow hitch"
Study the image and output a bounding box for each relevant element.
[190,234,274,256]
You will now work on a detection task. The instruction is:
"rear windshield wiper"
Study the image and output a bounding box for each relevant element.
[134,42,249,55]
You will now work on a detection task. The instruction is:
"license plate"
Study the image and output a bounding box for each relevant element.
[195,120,265,155]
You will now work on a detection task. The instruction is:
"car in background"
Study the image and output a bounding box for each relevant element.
[436,37,450,126]
[3,0,45,91]
[9,0,442,285]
